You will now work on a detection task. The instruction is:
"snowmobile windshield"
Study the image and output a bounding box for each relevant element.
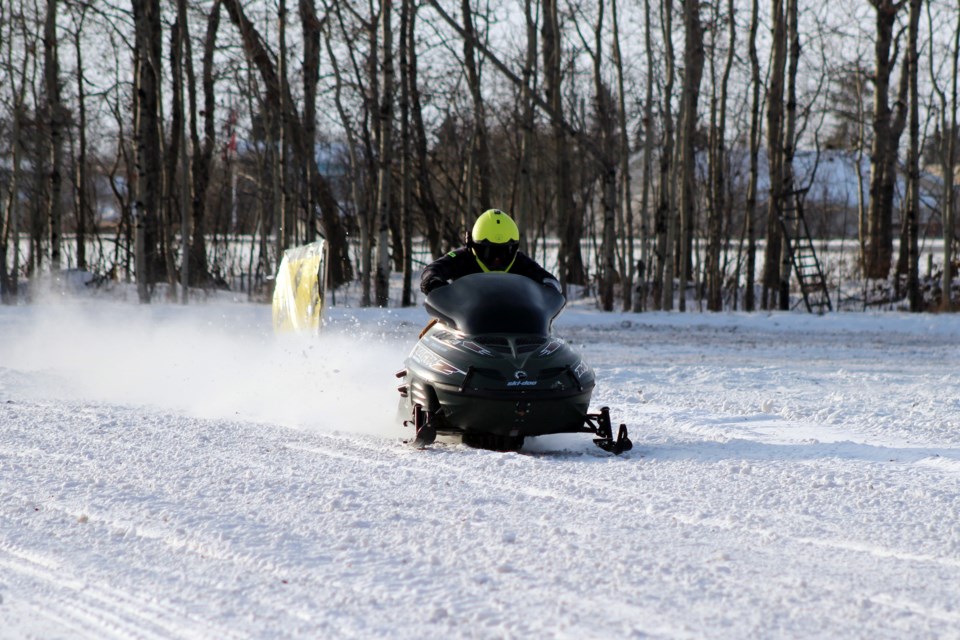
[424,272,565,335]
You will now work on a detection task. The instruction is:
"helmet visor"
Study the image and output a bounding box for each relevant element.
[472,240,519,271]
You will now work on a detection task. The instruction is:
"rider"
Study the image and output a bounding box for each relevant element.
[420,209,561,295]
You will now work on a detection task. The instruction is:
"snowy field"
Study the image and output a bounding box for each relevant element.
[1,287,960,639]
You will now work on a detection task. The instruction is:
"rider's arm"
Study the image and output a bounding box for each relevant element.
[420,248,476,294]
[511,253,560,291]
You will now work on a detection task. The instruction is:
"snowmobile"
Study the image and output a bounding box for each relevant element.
[396,272,632,454]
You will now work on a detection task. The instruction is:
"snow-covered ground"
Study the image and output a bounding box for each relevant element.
[2,288,959,639]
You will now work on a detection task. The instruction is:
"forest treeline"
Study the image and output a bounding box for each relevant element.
[0,0,958,311]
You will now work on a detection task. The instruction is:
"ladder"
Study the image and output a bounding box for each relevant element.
[777,190,833,314]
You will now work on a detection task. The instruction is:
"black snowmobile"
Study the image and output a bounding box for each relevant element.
[396,272,632,454]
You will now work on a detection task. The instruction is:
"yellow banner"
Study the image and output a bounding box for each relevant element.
[272,240,328,333]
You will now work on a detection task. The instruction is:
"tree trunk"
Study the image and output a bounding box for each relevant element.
[763,0,787,310]
[745,0,761,312]
[44,0,63,272]
[3,99,26,301]
[678,0,704,312]
[190,0,220,287]
[905,0,922,310]
[276,0,289,258]
[657,0,677,311]
[175,0,191,302]
[780,0,800,310]
[400,0,414,306]
[543,0,584,289]
[374,0,394,307]
[132,0,164,303]
[864,0,906,280]
[941,1,959,310]
[587,1,617,312]
[300,0,321,245]
[706,0,735,312]
[612,0,634,311]
[167,12,188,299]
[72,9,89,271]
[636,0,656,312]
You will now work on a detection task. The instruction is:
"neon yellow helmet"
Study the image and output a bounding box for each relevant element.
[469,209,520,272]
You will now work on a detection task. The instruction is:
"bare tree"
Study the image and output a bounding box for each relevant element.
[167,0,189,300]
[763,0,787,309]
[677,0,704,312]
[324,0,376,304]
[67,4,91,272]
[656,0,677,311]
[706,0,736,311]
[43,0,63,272]
[743,0,762,311]
[864,0,908,281]
[635,0,657,312]
[300,0,322,247]
[929,0,959,309]
[779,0,800,310]
[407,3,447,258]
[611,0,635,311]
[188,0,221,287]
[459,0,492,210]
[904,0,922,310]
[132,0,164,303]
[2,6,35,301]
[399,0,414,307]
[222,0,353,287]
[543,0,584,289]
[572,1,617,310]
[374,0,394,307]
[516,0,538,255]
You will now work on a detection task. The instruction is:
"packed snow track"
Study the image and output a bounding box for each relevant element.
[1,300,959,639]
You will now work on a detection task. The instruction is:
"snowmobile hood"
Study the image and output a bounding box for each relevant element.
[425,272,565,335]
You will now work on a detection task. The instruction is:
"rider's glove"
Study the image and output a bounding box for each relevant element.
[542,278,562,293]
[423,277,448,295]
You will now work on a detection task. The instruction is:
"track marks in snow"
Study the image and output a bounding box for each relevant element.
[0,544,239,640]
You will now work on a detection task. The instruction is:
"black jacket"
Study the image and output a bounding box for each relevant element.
[420,247,556,294]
